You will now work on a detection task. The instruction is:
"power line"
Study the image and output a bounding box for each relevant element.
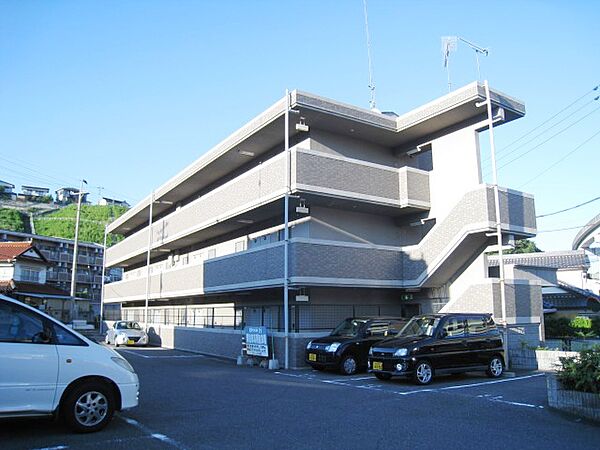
[536,195,600,219]
[494,104,600,172]
[519,128,600,188]
[488,84,599,158]
[537,225,587,233]
[483,97,599,168]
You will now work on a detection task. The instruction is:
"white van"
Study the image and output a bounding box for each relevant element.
[0,294,139,432]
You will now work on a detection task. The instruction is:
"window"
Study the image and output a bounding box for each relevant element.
[0,301,48,344]
[442,317,466,338]
[466,316,488,335]
[50,322,86,346]
[365,322,390,337]
[20,266,42,283]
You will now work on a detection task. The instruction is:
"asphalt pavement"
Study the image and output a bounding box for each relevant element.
[1,346,599,450]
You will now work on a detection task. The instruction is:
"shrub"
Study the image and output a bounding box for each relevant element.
[570,316,596,339]
[557,346,600,394]
[544,316,574,338]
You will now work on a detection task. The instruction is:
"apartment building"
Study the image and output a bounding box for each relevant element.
[104,82,540,368]
[0,229,121,320]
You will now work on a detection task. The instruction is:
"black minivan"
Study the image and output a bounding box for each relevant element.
[306,317,408,375]
[368,313,504,385]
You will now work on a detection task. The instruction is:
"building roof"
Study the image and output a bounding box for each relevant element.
[0,241,35,262]
[0,229,103,250]
[0,180,14,188]
[107,82,526,235]
[0,279,71,298]
[488,250,589,270]
[22,185,50,191]
[572,212,600,250]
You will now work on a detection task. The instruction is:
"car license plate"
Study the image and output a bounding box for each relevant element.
[127,339,134,345]
[373,361,383,371]
[308,353,317,362]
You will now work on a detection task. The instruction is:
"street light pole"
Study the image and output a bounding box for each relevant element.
[69,179,87,322]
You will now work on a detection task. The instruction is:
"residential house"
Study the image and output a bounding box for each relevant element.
[56,187,88,205]
[0,241,86,322]
[99,197,130,208]
[0,229,122,320]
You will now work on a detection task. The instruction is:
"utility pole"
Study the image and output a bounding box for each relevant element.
[99,223,108,334]
[70,179,87,322]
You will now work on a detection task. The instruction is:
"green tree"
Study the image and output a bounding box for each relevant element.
[505,239,541,254]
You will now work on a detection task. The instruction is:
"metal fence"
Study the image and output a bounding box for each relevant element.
[119,303,414,332]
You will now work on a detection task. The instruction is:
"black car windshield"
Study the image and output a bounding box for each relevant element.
[116,321,142,330]
[330,319,367,337]
[398,316,440,337]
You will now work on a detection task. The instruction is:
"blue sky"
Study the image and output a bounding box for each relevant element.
[0,1,598,251]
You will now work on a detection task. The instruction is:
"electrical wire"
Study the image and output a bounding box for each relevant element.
[482,97,598,168]
[536,195,600,219]
[484,84,599,161]
[536,225,587,233]
[519,128,600,189]
[494,104,600,172]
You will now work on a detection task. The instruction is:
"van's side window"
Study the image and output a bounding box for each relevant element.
[442,317,465,337]
[466,316,488,335]
[50,322,87,346]
[0,301,47,344]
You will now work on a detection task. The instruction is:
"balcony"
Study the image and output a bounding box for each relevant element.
[203,186,535,292]
[103,264,204,303]
[106,149,431,268]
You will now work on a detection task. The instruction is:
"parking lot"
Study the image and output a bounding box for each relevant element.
[1,346,599,450]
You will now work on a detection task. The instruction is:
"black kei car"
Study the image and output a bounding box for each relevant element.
[368,313,505,385]
[305,317,408,375]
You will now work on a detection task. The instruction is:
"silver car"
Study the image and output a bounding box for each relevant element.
[105,321,149,347]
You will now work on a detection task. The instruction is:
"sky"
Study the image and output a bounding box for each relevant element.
[0,0,598,252]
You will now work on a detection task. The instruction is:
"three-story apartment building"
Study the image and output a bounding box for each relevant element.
[104,82,541,368]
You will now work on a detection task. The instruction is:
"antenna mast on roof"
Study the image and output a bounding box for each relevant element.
[363,0,377,111]
[442,36,489,91]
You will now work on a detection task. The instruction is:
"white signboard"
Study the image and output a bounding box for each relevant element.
[245,326,269,357]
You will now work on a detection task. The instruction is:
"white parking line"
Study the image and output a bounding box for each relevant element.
[120,415,188,449]
[477,394,544,409]
[31,446,69,450]
[274,371,546,401]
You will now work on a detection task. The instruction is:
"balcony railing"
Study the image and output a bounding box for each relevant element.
[106,149,431,268]
[104,264,204,303]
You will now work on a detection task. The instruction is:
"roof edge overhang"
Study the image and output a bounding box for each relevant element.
[109,82,525,235]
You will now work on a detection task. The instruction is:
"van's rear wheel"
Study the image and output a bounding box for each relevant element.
[62,381,115,433]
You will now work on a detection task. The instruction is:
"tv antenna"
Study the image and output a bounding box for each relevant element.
[363,0,377,111]
[442,36,489,91]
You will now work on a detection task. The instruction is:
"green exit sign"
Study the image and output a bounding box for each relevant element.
[400,294,413,301]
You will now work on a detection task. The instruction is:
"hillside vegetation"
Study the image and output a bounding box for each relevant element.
[33,205,128,245]
[0,208,27,232]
